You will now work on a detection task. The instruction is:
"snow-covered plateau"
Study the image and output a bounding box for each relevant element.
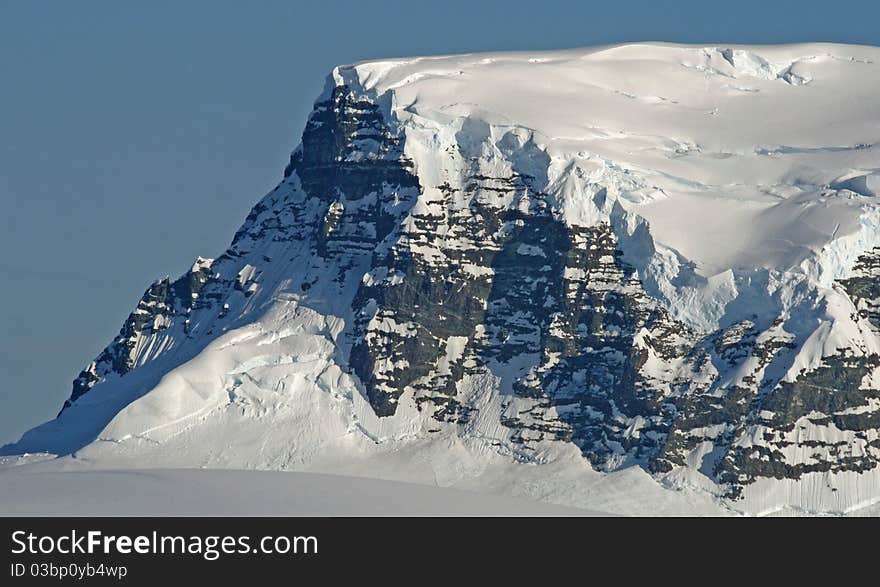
[5,42,880,516]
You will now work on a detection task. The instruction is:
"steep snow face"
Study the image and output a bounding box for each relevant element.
[6,43,880,516]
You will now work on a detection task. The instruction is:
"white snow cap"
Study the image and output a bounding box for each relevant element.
[336,42,880,280]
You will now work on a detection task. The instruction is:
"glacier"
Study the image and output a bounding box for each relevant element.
[5,42,880,516]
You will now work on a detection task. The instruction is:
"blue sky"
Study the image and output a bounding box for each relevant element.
[2,0,879,444]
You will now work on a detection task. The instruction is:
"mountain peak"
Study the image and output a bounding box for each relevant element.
[7,43,880,515]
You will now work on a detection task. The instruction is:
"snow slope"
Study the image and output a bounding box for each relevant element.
[0,464,595,516]
[6,43,880,516]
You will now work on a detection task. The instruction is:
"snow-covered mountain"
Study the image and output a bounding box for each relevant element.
[7,42,880,515]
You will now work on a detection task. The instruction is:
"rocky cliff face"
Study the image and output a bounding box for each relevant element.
[9,43,880,514]
[64,257,215,413]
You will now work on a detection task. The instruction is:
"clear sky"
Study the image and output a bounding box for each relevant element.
[2,0,879,445]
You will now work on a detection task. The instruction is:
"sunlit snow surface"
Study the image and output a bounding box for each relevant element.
[349,43,880,275]
[7,43,880,516]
